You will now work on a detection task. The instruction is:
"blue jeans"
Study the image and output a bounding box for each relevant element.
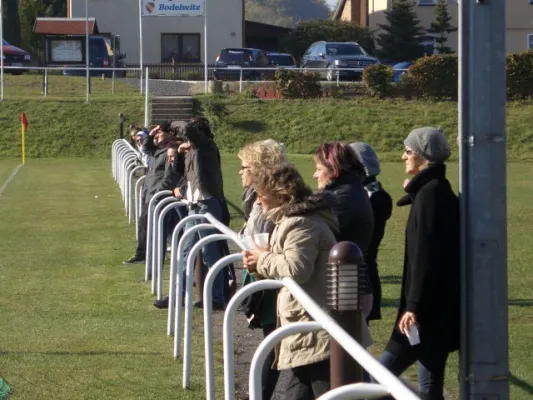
[375,349,448,400]
[181,198,226,305]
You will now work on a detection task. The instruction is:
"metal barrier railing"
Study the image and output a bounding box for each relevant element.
[110,140,420,400]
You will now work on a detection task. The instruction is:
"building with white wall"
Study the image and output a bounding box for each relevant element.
[68,0,244,63]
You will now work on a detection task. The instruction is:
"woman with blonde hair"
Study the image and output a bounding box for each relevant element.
[243,163,338,399]
[238,139,286,400]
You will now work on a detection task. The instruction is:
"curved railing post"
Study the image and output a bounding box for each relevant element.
[116,147,130,192]
[145,190,173,281]
[120,154,137,200]
[128,166,145,224]
[249,322,321,400]
[151,196,180,294]
[173,224,222,359]
[316,383,391,400]
[123,159,139,216]
[167,215,209,336]
[203,253,243,400]
[182,233,238,389]
[155,200,187,300]
[223,280,284,400]
[135,175,146,240]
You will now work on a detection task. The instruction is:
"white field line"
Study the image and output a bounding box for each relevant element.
[0,164,22,197]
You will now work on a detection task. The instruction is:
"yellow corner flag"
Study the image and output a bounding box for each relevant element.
[20,112,28,165]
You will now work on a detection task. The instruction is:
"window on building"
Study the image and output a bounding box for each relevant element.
[417,0,436,5]
[528,34,533,50]
[161,34,201,63]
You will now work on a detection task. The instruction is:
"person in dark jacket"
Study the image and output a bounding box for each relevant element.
[313,142,375,346]
[349,142,393,323]
[376,127,460,400]
[172,117,230,310]
[124,121,182,264]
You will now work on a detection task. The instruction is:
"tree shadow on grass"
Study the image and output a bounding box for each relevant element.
[508,299,533,307]
[229,120,267,133]
[510,373,533,395]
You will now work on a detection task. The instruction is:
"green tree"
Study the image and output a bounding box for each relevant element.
[282,19,375,61]
[427,0,456,54]
[18,0,46,54]
[42,0,67,17]
[2,0,21,46]
[245,0,330,28]
[377,0,425,63]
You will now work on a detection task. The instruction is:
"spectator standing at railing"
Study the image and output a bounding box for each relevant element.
[349,142,393,324]
[123,121,181,265]
[313,142,374,344]
[237,139,287,400]
[376,127,460,400]
[164,117,231,311]
[243,163,338,400]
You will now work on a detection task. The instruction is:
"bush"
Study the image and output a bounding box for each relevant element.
[274,69,321,99]
[195,93,228,129]
[362,64,394,98]
[406,55,458,100]
[182,71,203,81]
[506,52,533,100]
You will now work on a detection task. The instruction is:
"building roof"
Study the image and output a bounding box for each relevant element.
[33,18,99,35]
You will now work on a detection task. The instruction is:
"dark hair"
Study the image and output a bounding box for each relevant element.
[159,120,172,133]
[314,142,364,180]
[188,117,213,139]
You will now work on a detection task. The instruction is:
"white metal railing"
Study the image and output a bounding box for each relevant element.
[110,144,420,400]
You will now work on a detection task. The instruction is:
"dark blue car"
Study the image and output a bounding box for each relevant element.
[392,61,414,82]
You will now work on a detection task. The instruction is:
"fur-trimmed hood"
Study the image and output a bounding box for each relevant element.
[265,191,339,236]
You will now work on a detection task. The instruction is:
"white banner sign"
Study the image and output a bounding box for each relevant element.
[142,0,204,16]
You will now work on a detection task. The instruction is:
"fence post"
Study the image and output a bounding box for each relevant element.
[144,67,150,128]
[43,68,48,97]
[119,113,125,139]
[327,241,366,387]
[239,68,243,93]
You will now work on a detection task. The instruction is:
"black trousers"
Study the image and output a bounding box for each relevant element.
[284,359,330,400]
[262,325,281,400]
[136,202,149,258]
[136,201,173,259]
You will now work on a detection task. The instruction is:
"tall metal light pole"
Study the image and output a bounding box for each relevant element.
[458,0,509,398]
[139,0,143,95]
[85,0,90,104]
[0,0,4,101]
[204,0,208,93]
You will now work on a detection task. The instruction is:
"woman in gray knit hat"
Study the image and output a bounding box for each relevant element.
[375,127,460,400]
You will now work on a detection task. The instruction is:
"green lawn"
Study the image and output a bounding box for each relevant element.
[0,157,531,399]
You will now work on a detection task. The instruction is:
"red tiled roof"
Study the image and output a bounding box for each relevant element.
[33,18,99,35]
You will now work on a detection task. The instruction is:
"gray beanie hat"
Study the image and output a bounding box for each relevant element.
[349,142,381,178]
[404,127,450,163]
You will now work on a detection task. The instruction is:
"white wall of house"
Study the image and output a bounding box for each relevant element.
[70,0,243,63]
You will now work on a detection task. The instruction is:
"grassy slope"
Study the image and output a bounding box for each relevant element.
[1,76,533,161]
[0,75,145,159]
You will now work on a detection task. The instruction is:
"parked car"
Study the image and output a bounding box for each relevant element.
[392,61,414,82]
[267,52,297,69]
[63,36,126,78]
[2,39,32,75]
[214,48,271,81]
[300,41,379,81]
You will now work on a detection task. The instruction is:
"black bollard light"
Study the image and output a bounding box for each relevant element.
[326,241,367,388]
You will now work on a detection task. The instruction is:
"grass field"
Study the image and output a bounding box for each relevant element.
[0,157,531,399]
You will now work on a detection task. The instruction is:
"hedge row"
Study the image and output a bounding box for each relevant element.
[363,52,533,100]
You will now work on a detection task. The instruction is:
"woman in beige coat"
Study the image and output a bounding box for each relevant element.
[243,163,338,400]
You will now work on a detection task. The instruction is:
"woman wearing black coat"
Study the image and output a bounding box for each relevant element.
[377,127,460,400]
[350,142,393,323]
[313,142,374,348]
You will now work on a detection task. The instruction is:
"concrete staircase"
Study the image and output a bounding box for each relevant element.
[150,96,194,126]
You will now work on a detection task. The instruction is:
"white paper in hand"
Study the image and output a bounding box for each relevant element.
[406,324,420,346]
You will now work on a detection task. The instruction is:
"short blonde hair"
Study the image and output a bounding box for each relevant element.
[238,139,286,172]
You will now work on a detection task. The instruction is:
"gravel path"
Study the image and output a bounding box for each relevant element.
[122,78,193,96]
